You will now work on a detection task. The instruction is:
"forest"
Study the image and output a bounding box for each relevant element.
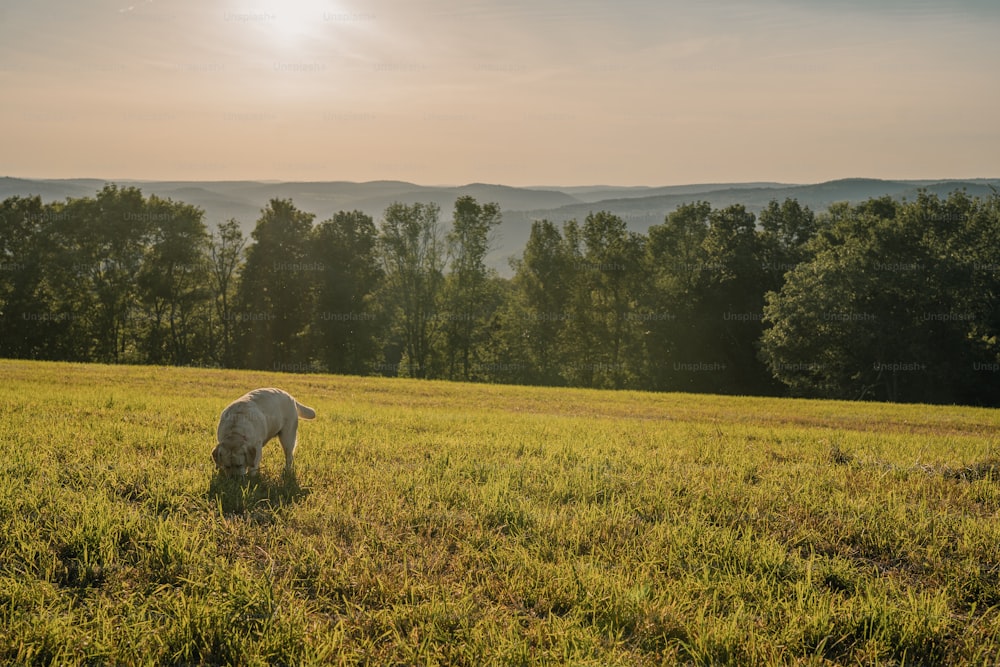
[1,184,998,405]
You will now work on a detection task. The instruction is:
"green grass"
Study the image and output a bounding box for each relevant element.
[2,359,1000,665]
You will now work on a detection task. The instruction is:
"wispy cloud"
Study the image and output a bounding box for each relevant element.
[118,0,154,14]
[1,0,997,183]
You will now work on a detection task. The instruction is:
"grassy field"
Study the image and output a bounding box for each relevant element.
[2,359,1000,665]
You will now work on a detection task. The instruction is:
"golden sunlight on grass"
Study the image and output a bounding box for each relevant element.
[1,359,999,664]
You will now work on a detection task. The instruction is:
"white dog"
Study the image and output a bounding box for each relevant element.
[212,388,316,478]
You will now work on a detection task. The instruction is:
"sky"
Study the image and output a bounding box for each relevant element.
[2,0,998,186]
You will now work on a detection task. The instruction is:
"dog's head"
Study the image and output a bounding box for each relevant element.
[211,443,258,478]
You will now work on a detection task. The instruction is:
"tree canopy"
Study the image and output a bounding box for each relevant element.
[2,186,997,405]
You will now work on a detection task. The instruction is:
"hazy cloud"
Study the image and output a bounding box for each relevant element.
[2,0,998,184]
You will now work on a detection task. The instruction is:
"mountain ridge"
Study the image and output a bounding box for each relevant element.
[3,176,997,274]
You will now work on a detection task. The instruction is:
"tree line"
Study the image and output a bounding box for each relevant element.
[1,184,998,405]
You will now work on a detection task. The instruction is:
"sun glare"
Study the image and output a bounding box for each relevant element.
[229,0,339,45]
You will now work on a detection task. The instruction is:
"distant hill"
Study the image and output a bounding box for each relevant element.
[3,176,996,275]
[531,182,790,204]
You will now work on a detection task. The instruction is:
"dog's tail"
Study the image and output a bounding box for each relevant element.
[295,401,316,420]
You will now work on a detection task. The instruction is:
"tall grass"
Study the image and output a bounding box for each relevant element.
[1,359,999,664]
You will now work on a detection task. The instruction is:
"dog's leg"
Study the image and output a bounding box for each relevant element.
[278,422,298,472]
[248,445,263,476]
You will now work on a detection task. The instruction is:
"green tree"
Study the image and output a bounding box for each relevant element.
[648,201,711,296]
[440,196,503,380]
[564,211,647,389]
[377,202,445,378]
[758,197,818,287]
[0,196,71,359]
[53,185,151,362]
[965,188,1000,403]
[208,219,247,367]
[644,202,712,390]
[646,203,778,394]
[762,191,1000,403]
[0,197,43,308]
[760,235,881,398]
[502,219,579,385]
[310,210,383,375]
[136,196,210,365]
[464,274,516,383]
[699,204,777,394]
[236,199,316,370]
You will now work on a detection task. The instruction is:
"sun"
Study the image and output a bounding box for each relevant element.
[233,0,338,45]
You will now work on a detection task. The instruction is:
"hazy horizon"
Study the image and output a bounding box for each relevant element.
[3,0,998,186]
[5,175,999,190]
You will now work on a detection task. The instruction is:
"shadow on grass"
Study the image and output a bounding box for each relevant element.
[857,455,1000,483]
[943,458,1000,482]
[207,469,310,518]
